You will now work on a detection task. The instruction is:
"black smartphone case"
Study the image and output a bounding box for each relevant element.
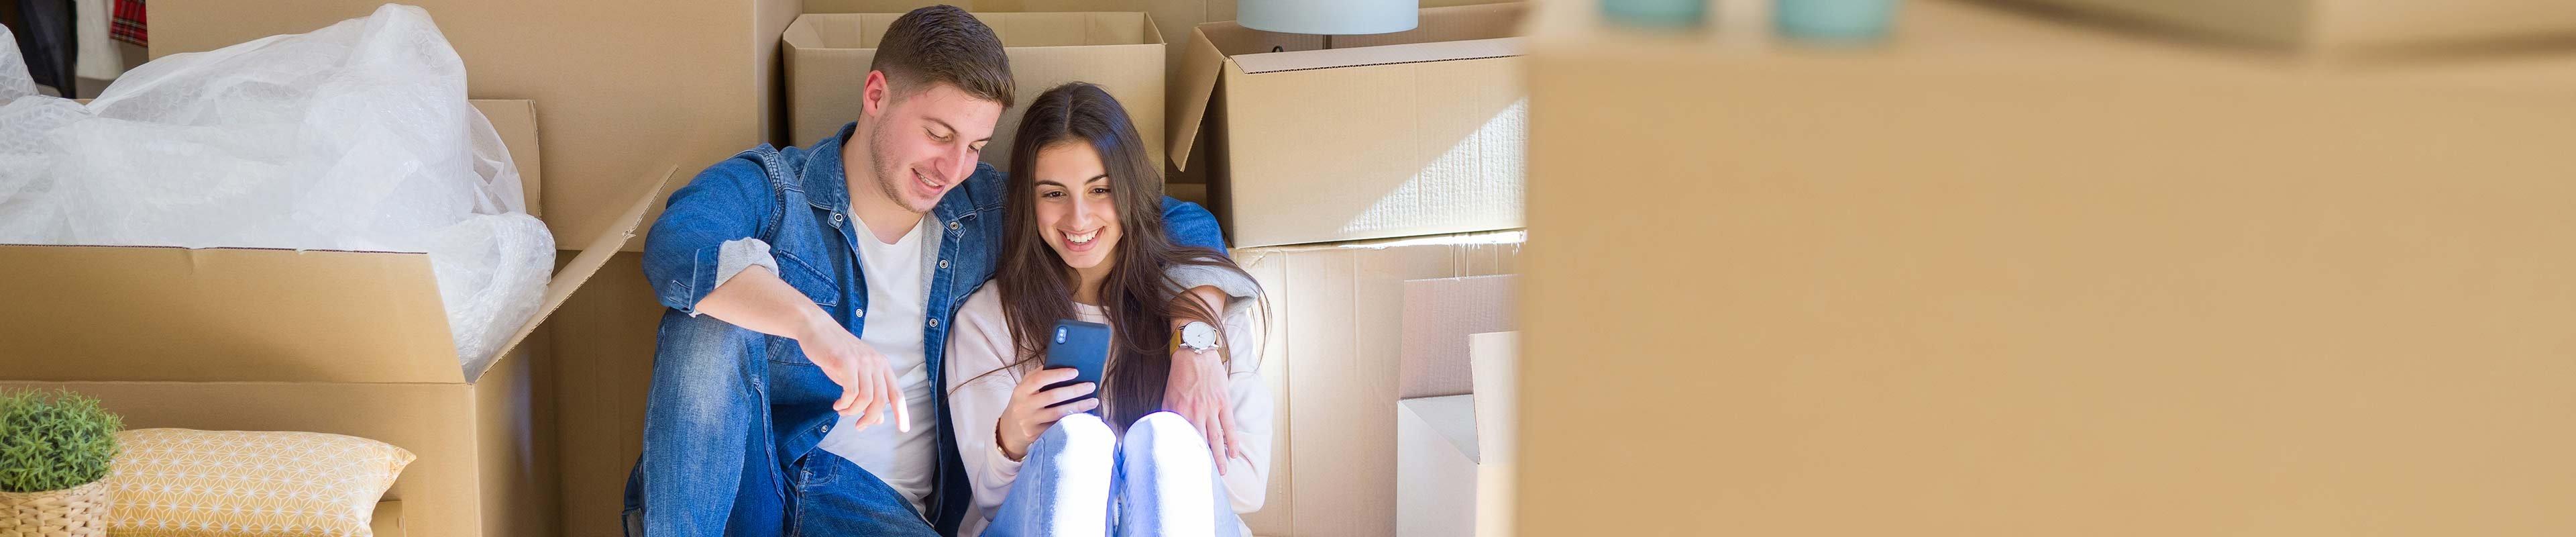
[1041,319,1113,409]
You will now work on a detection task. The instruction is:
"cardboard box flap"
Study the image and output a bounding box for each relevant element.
[469,164,678,383]
[1166,21,1233,171]
[1230,37,1521,75]
[1167,20,1319,170]
[1167,3,1529,170]
[1403,395,1482,462]
[0,244,458,384]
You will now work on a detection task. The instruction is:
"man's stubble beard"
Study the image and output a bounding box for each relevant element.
[863,115,921,213]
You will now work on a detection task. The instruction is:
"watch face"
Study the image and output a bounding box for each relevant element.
[1183,322,1219,348]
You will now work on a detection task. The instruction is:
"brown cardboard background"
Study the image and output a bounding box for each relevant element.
[802,0,1519,188]
[1520,0,2576,534]
[550,253,665,537]
[786,11,1166,168]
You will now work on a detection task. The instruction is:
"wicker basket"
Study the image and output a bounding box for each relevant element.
[0,481,109,537]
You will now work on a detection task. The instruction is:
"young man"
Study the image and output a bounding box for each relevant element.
[623,6,1254,536]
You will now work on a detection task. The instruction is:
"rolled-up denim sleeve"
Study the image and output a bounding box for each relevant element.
[1157,196,1258,319]
[1160,196,1228,255]
[642,156,777,315]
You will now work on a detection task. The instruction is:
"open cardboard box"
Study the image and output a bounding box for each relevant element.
[786,11,1166,167]
[0,100,673,537]
[1171,3,1529,248]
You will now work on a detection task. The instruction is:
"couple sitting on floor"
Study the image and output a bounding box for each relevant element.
[622,5,1269,537]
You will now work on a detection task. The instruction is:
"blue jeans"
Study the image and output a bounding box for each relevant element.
[623,310,938,537]
[983,412,1246,537]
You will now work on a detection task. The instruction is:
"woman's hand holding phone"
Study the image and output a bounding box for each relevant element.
[997,368,1097,461]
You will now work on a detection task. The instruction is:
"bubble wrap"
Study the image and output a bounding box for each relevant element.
[0,6,552,375]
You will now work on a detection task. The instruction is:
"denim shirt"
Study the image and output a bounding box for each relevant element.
[640,122,1234,534]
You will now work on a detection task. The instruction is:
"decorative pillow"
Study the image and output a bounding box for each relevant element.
[104,429,414,536]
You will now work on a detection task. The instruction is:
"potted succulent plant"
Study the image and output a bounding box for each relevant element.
[0,389,121,537]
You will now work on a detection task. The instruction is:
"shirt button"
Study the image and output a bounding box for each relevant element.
[949,222,961,231]
[853,310,864,318]
[830,213,843,225]
[928,319,940,328]
[819,424,830,433]
[938,259,949,269]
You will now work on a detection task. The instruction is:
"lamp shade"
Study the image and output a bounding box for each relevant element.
[1238,0,1420,36]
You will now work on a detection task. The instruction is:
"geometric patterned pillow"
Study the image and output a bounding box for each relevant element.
[103,429,415,536]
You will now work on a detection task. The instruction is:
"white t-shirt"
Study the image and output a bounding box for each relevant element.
[815,217,940,515]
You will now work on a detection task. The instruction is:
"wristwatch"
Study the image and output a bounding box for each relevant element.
[1172,320,1222,354]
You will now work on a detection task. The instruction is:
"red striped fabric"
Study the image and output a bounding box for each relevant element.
[111,0,146,46]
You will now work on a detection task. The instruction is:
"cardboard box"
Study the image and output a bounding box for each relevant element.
[1465,330,1517,537]
[153,0,801,252]
[1519,0,2576,534]
[0,100,676,537]
[546,252,667,537]
[374,501,405,537]
[785,11,1167,169]
[1399,275,1517,399]
[1395,395,1483,537]
[800,0,1521,189]
[1990,0,2576,55]
[1171,3,1529,248]
[1396,331,1517,537]
[1232,230,1523,536]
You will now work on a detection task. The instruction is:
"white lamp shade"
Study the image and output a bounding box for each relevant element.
[1238,0,1421,36]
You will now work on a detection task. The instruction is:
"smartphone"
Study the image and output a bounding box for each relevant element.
[1041,320,1113,409]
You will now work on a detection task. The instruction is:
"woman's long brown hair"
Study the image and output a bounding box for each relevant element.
[977,82,1262,432]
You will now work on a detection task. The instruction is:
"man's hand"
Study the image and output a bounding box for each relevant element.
[796,313,910,434]
[1164,346,1245,473]
[690,266,910,433]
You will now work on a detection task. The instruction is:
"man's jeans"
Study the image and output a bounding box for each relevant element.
[623,310,938,537]
[982,412,1245,537]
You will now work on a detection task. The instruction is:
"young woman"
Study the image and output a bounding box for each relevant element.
[944,83,1271,537]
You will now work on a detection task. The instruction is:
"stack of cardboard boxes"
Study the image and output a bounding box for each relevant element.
[21,1,1526,536]
[1520,0,2576,534]
[1166,3,1532,536]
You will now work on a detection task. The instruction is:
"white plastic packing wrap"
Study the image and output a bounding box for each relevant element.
[0,5,552,377]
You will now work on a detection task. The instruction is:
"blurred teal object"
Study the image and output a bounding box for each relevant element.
[1776,0,1899,42]
[1601,0,1707,28]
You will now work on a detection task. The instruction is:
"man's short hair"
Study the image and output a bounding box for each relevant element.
[871,5,1014,108]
